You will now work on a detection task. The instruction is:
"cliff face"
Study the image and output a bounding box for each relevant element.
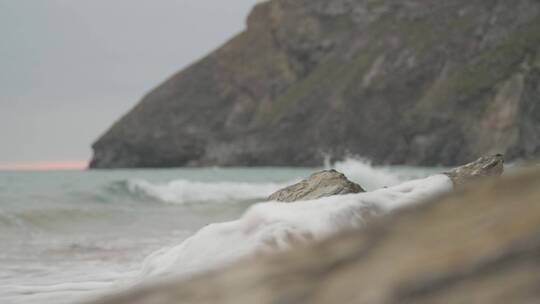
[91,0,540,168]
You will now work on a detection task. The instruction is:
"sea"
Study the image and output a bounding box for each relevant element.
[0,159,444,304]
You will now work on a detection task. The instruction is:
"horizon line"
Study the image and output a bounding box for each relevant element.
[0,160,89,171]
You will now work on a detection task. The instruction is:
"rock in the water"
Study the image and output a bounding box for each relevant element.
[92,167,540,304]
[444,154,504,187]
[90,0,540,168]
[268,169,364,202]
[268,155,504,202]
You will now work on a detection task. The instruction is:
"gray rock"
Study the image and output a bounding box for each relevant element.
[90,0,540,169]
[268,155,504,203]
[444,154,504,187]
[268,169,364,202]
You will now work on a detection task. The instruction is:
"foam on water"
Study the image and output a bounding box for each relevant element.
[121,158,405,205]
[1,276,129,304]
[330,158,403,190]
[125,179,286,204]
[135,174,453,280]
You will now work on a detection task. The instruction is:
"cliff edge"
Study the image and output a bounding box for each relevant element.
[91,0,540,168]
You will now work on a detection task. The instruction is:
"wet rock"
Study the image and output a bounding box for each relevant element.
[444,154,504,187]
[268,169,364,202]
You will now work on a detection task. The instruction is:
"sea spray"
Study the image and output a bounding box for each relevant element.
[135,174,453,281]
[329,158,402,190]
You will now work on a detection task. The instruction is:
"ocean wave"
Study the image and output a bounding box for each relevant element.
[110,159,406,204]
[0,277,124,304]
[118,179,287,205]
[0,165,450,303]
[0,208,114,230]
[0,179,288,229]
[136,174,454,280]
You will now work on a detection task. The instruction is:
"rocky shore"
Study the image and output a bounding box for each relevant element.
[90,0,540,168]
[85,155,540,304]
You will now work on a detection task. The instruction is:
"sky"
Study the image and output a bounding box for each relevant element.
[0,0,259,169]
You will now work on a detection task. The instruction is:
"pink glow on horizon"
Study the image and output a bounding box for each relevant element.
[0,160,89,171]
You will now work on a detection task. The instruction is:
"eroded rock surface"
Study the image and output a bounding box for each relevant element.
[90,0,540,168]
[268,169,364,202]
[444,154,505,187]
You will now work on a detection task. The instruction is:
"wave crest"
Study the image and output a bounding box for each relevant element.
[137,174,454,280]
[122,179,285,205]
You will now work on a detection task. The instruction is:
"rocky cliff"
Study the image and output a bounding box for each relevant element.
[91,0,540,168]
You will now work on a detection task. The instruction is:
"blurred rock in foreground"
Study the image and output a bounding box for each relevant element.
[91,167,540,304]
[444,153,505,187]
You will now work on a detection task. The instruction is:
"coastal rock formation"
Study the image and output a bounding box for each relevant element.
[268,169,364,202]
[268,155,504,202]
[91,167,540,304]
[91,0,540,168]
[444,154,505,187]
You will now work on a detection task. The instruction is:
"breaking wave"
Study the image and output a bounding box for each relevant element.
[136,174,453,280]
[119,179,287,205]
[119,158,409,204]
[1,161,440,303]
[330,157,403,190]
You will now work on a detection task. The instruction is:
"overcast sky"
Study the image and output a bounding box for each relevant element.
[0,0,258,164]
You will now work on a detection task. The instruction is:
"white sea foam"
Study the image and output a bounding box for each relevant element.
[0,274,130,304]
[329,157,403,190]
[125,158,408,204]
[0,166,445,304]
[136,174,453,280]
[126,179,286,204]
